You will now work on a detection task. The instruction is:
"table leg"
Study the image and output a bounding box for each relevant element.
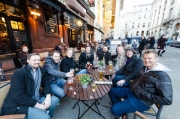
[72,100,79,109]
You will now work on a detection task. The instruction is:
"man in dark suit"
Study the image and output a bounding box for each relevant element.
[112,47,143,87]
[1,53,59,119]
[98,45,112,65]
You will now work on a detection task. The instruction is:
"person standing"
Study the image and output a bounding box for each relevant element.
[112,47,143,88]
[138,36,146,58]
[108,49,172,119]
[1,53,59,119]
[157,35,167,57]
[79,46,94,67]
[18,45,29,65]
[98,45,112,65]
[43,51,74,98]
[147,36,155,49]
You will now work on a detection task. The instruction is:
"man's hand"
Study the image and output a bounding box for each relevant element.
[111,74,115,80]
[158,46,160,48]
[66,72,74,77]
[34,102,46,110]
[117,80,125,86]
[43,94,51,109]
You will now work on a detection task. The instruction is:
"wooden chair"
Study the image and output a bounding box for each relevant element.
[0,74,25,119]
[134,103,164,119]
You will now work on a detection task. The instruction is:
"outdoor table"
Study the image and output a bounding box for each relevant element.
[87,65,116,76]
[64,74,111,119]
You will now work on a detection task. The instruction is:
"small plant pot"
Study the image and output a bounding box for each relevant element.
[82,83,88,89]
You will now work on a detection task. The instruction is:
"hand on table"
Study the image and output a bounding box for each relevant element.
[117,80,125,86]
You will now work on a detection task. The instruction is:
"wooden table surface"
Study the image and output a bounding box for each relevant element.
[64,74,111,101]
[87,65,116,76]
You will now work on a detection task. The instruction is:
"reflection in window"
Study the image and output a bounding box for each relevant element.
[0,17,12,53]
[18,22,25,30]
[13,31,28,50]
[11,21,18,29]
[0,2,5,12]
[4,4,24,18]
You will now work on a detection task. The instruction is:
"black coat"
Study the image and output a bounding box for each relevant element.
[116,55,143,82]
[18,51,28,65]
[60,56,84,73]
[79,52,94,67]
[131,67,172,106]
[157,38,167,49]
[139,39,147,50]
[98,51,112,65]
[148,37,155,49]
[2,65,51,115]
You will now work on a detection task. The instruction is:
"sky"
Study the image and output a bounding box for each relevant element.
[123,0,154,8]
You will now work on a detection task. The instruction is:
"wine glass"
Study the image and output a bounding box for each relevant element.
[67,78,74,90]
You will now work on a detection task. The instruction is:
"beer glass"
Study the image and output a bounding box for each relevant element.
[91,83,96,92]
[108,60,113,71]
[99,71,103,81]
[67,78,74,90]
[86,61,90,69]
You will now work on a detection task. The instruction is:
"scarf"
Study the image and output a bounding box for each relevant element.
[31,67,41,101]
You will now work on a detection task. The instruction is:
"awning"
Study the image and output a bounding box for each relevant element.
[87,24,104,34]
[41,0,62,11]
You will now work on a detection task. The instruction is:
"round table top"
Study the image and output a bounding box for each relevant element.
[87,65,116,76]
[63,74,111,101]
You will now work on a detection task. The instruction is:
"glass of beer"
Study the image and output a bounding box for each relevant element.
[67,78,74,90]
[108,61,113,72]
[99,71,103,81]
[86,61,90,69]
[91,83,96,92]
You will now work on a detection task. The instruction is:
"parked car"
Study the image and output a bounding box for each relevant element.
[166,38,173,46]
[170,40,180,47]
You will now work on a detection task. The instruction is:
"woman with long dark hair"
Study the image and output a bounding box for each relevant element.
[157,35,167,57]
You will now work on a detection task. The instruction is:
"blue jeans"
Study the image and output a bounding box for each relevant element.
[27,96,59,119]
[113,75,130,88]
[76,69,88,74]
[108,88,150,116]
[50,78,66,98]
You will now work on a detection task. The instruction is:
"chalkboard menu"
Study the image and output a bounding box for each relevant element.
[43,3,58,33]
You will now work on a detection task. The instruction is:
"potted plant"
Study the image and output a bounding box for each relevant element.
[79,74,91,89]
[98,60,105,67]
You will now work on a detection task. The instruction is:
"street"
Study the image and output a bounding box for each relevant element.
[53,46,180,119]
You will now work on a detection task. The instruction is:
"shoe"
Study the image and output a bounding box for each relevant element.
[160,54,162,57]
[115,116,122,119]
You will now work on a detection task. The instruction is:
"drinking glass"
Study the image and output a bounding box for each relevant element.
[70,68,74,73]
[67,78,74,90]
[108,60,113,71]
[91,83,96,92]
[86,61,90,69]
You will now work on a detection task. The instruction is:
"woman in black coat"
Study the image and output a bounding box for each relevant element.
[60,48,87,74]
[138,36,146,58]
[157,35,167,56]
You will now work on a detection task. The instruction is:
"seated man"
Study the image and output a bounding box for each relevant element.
[98,45,112,65]
[112,47,143,87]
[43,51,74,98]
[1,53,59,119]
[108,49,173,118]
[18,45,29,65]
[79,46,94,67]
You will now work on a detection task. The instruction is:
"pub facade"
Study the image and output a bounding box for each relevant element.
[0,0,95,59]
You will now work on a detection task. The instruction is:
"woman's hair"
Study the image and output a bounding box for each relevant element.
[66,48,73,53]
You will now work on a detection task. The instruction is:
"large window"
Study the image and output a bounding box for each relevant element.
[0,17,12,53]
[169,8,173,18]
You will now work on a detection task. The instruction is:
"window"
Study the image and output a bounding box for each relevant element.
[169,8,173,18]
[0,17,12,53]
[162,13,164,22]
[138,23,140,28]
[141,31,144,36]
[159,6,161,14]
[142,23,145,27]
[154,10,156,17]
[146,8,147,10]
[146,31,149,36]
[164,1,167,10]
[148,22,150,27]
[144,14,146,18]
[136,31,139,36]
[132,23,134,28]
[171,0,175,5]
[139,15,141,19]
[125,23,127,28]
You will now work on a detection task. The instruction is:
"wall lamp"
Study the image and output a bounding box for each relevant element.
[30,10,41,19]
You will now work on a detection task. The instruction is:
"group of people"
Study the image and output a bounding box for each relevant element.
[1,42,172,119]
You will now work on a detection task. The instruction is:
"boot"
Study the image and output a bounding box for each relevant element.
[158,50,161,56]
[160,50,165,57]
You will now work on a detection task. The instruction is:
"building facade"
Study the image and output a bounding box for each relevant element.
[119,4,151,38]
[149,0,180,40]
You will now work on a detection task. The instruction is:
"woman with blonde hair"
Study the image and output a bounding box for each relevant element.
[60,48,87,74]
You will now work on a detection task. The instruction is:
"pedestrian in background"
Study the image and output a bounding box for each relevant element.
[157,35,167,57]
[138,35,146,58]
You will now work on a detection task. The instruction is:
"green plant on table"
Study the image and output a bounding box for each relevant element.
[98,60,105,66]
[79,74,91,84]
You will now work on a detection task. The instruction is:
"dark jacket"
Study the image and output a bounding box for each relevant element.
[148,37,155,49]
[131,64,172,106]
[60,56,84,73]
[79,52,94,67]
[138,39,147,50]
[18,51,28,65]
[116,55,143,82]
[98,51,112,65]
[157,37,167,49]
[2,65,51,115]
[43,56,66,83]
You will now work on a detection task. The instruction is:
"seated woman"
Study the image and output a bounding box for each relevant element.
[79,46,94,67]
[18,45,29,66]
[112,47,143,88]
[60,48,87,74]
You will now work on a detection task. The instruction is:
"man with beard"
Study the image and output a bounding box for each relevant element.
[108,49,172,119]
[43,51,74,98]
[98,45,112,65]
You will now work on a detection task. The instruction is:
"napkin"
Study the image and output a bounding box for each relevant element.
[94,81,112,85]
